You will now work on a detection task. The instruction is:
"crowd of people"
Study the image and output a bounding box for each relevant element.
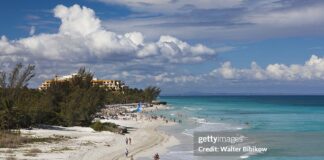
[102,105,182,160]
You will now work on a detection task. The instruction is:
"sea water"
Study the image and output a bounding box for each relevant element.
[142,96,324,160]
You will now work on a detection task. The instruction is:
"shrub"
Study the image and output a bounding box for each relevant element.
[28,148,42,153]
[90,121,120,133]
[23,148,42,157]
[0,131,67,148]
[50,146,72,152]
[0,131,29,148]
[6,156,17,160]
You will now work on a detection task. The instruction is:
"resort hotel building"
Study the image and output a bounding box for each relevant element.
[38,74,126,91]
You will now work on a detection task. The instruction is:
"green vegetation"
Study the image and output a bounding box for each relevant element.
[0,63,161,130]
[0,131,29,148]
[0,131,67,148]
[105,86,161,104]
[42,67,106,126]
[50,146,72,152]
[90,121,124,133]
[6,156,17,160]
[0,65,105,128]
[23,148,42,157]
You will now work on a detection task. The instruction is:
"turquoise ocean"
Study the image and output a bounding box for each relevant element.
[143,96,324,160]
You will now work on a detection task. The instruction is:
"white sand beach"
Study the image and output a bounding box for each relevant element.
[0,105,179,160]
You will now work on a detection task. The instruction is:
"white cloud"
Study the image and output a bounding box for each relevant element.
[103,1,324,41]
[153,35,215,63]
[153,72,202,84]
[0,4,215,64]
[0,36,20,54]
[244,4,324,27]
[98,0,243,13]
[213,61,238,79]
[54,4,101,36]
[210,55,324,81]
[29,26,36,35]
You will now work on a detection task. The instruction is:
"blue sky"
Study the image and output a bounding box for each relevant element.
[1,0,324,95]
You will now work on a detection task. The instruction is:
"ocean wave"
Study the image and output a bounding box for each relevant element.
[167,150,193,154]
[190,117,207,123]
[182,130,194,137]
[182,120,245,136]
[183,106,202,111]
[240,155,249,159]
[162,150,195,160]
[168,106,175,110]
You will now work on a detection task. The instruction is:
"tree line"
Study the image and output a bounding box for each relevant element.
[0,64,161,130]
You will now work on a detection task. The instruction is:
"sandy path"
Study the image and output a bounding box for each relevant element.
[68,119,178,160]
[110,128,165,160]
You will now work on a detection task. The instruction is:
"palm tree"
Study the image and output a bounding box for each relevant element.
[144,86,161,103]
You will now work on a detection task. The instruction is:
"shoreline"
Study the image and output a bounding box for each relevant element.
[0,105,180,160]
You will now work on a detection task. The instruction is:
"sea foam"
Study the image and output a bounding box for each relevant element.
[182,117,244,137]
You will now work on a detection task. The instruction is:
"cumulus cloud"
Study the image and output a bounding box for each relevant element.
[0,36,20,54]
[54,4,101,36]
[0,4,215,63]
[210,55,324,81]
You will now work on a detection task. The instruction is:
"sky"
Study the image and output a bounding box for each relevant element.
[1,0,324,95]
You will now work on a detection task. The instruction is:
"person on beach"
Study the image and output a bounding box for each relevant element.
[125,148,129,157]
[153,153,160,160]
[126,137,129,145]
[129,137,132,145]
